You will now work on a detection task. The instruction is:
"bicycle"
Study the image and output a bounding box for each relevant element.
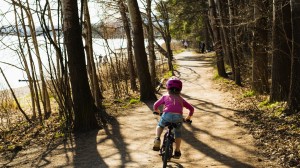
[153,112,192,168]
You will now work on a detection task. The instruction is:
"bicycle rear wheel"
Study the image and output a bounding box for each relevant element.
[162,140,171,168]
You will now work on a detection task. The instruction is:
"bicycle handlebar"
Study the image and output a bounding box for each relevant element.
[153,111,192,124]
[183,118,192,124]
[153,111,162,116]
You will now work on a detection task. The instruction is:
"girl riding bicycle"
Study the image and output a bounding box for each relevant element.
[153,77,194,159]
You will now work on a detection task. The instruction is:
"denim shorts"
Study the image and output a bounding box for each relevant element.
[158,112,183,138]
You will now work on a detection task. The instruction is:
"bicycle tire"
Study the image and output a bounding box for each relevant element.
[162,140,171,168]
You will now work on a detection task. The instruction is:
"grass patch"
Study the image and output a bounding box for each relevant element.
[129,98,140,105]
[243,90,255,98]
[274,107,285,117]
[173,64,179,70]
[258,99,286,117]
[7,145,15,150]
[163,71,174,79]
[173,49,185,54]
[213,73,222,80]
[55,132,64,139]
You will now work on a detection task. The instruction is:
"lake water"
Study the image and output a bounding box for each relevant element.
[0,35,164,90]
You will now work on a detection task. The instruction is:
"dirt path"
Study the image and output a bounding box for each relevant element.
[5,51,279,168]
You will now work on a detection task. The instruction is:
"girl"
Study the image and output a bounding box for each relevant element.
[153,77,194,159]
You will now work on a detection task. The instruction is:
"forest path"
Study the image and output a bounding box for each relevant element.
[10,51,278,168]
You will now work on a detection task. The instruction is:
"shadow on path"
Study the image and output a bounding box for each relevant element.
[72,111,130,167]
[182,125,255,168]
[73,130,109,168]
[97,117,131,167]
[181,93,240,122]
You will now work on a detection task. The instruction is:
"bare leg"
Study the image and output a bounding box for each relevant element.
[153,126,164,151]
[156,126,163,138]
[175,138,181,151]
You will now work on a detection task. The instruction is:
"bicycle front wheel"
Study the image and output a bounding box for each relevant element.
[162,140,171,168]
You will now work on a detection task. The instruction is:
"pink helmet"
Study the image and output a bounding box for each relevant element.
[166,77,182,91]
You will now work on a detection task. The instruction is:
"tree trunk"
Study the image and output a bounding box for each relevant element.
[204,17,211,52]
[17,0,43,122]
[208,0,228,78]
[25,0,52,119]
[270,0,292,102]
[286,0,300,114]
[118,0,138,91]
[146,0,157,89]
[162,2,174,74]
[216,0,236,78]
[228,0,242,85]
[83,0,103,109]
[62,0,99,132]
[12,3,37,120]
[252,0,269,94]
[127,0,157,101]
[153,1,174,74]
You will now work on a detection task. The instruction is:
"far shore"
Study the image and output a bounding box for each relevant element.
[0,85,30,98]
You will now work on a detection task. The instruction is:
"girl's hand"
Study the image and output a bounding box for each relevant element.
[185,116,192,121]
[156,109,161,115]
[154,109,161,115]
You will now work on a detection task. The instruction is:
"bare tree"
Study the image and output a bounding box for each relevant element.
[83,0,104,109]
[15,0,43,122]
[62,0,99,132]
[127,0,157,101]
[153,0,174,75]
[37,0,73,120]
[118,0,138,91]
[146,0,157,89]
[24,0,52,119]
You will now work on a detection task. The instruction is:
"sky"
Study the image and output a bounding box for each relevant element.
[0,0,151,27]
[0,0,110,27]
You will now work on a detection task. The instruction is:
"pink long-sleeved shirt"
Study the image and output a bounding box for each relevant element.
[153,94,194,116]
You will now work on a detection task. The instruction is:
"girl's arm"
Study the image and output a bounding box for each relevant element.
[183,99,194,117]
[153,96,165,112]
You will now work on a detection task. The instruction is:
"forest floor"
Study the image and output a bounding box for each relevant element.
[0,51,285,167]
